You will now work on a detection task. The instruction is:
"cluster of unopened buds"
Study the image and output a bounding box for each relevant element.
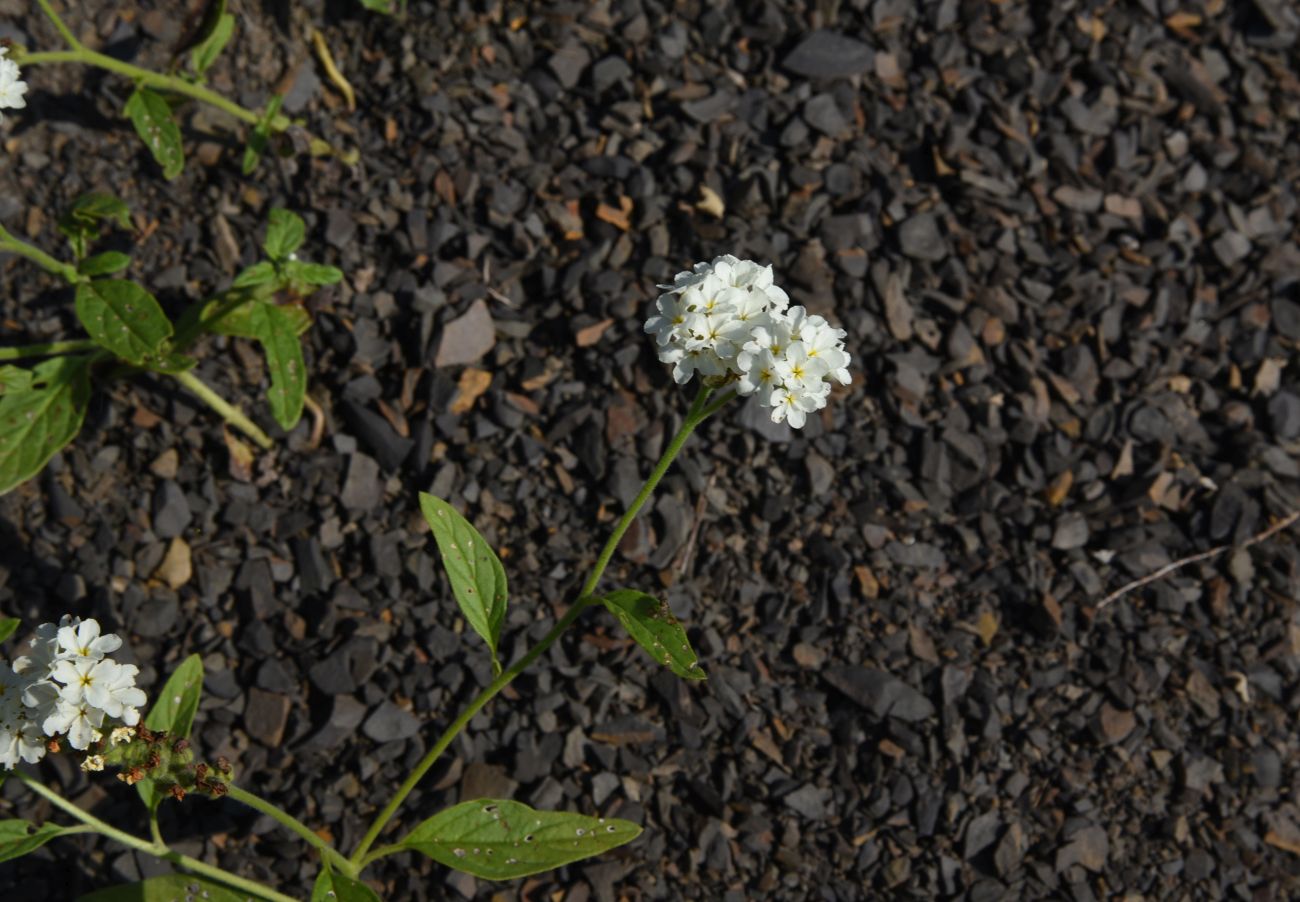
[0,45,27,121]
[645,255,852,428]
[0,616,146,769]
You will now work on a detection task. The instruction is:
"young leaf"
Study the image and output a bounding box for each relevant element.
[77,875,250,902]
[0,618,19,644]
[419,493,508,670]
[136,653,204,810]
[597,590,705,681]
[358,0,397,13]
[206,298,311,339]
[0,819,76,864]
[58,193,131,260]
[77,251,132,277]
[190,9,235,78]
[74,280,174,367]
[0,366,34,394]
[0,356,91,496]
[285,260,343,288]
[242,94,284,176]
[401,799,641,880]
[123,87,185,180]
[311,865,381,902]
[263,209,306,261]
[230,261,278,289]
[248,303,306,430]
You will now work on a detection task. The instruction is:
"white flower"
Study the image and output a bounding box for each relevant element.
[110,726,136,747]
[0,48,27,123]
[647,256,852,429]
[57,619,123,661]
[44,699,105,750]
[0,720,46,769]
[52,657,144,718]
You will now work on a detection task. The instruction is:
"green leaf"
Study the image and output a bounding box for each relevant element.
[207,299,311,339]
[123,87,185,180]
[77,874,251,902]
[0,356,91,496]
[77,251,132,277]
[263,209,306,261]
[596,589,705,681]
[419,493,508,671]
[230,261,278,290]
[358,0,397,13]
[0,618,18,645]
[242,94,284,176]
[0,366,34,394]
[248,303,306,431]
[311,865,381,902]
[401,799,641,880]
[285,260,343,288]
[74,280,173,367]
[58,193,131,260]
[0,819,75,864]
[191,9,235,78]
[136,653,204,811]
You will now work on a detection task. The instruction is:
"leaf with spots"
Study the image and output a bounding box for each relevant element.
[248,301,307,431]
[419,493,508,673]
[596,589,705,680]
[123,87,185,180]
[136,653,203,811]
[74,279,174,367]
[0,819,80,864]
[400,799,642,881]
[0,356,90,496]
[207,297,311,339]
[77,874,250,902]
[311,863,381,902]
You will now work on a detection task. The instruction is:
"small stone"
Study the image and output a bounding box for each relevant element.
[784,784,830,820]
[824,666,935,722]
[153,537,192,590]
[1056,825,1108,872]
[1052,186,1103,212]
[783,30,872,78]
[363,700,420,743]
[149,449,179,479]
[1051,512,1089,550]
[1095,704,1136,744]
[963,811,1002,859]
[803,94,848,135]
[792,643,826,669]
[548,41,590,89]
[898,213,947,261]
[244,689,291,747]
[152,481,192,539]
[1212,230,1252,267]
[340,453,383,511]
[435,298,495,367]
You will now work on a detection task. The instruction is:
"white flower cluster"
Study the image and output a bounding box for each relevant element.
[0,47,27,122]
[0,617,146,768]
[645,255,852,428]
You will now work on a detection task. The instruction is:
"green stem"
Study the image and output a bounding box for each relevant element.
[227,785,357,878]
[0,224,83,284]
[349,384,728,866]
[17,774,294,902]
[0,339,98,361]
[35,0,80,49]
[170,369,274,450]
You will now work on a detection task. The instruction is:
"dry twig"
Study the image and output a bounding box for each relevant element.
[1097,509,1300,611]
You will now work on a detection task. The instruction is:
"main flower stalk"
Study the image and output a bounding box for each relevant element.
[349,384,725,865]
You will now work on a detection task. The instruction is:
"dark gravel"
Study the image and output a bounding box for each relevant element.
[4,1,1300,900]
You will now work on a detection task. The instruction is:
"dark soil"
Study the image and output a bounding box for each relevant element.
[3,0,1300,899]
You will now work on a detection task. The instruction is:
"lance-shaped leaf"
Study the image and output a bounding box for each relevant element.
[311,865,381,902]
[597,589,705,680]
[78,874,250,902]
[75,280,173,367]
[230,261,277,289]
[242,94,284,176]
[263,209,306,261]
[0,819,77,864]
[123,87,184,180]
[248,302,306,430]
[419,493,508,671]
[0,618,19,645]
[77,251,132,277]
[401,799,641,880]
[0,356,91,496]
[137,653,204,811]
[190,6,235,78]
[207,299,311,339]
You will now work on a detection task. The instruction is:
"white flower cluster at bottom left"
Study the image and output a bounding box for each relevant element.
[0,616,146,768]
